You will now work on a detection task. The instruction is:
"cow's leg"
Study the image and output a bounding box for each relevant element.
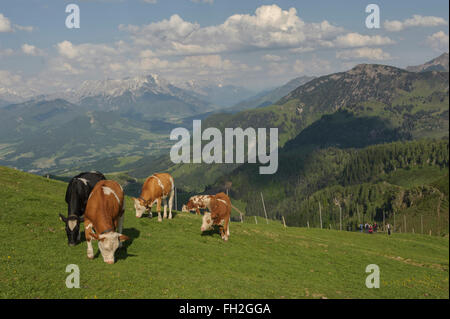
[196,207,200,215]
[85,220,94,259]
[224,217,230,241]
[118,212,125,248]
[163,197,168,219]
[219,225,225,240]
[168,190,174,219]
[156,198,162,222]
[147,202,153,218]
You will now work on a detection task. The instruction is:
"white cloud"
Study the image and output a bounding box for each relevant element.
[0,13,12,32]
[384,15,448,32]
[57,41,79,59]
[333,33,395,48]
[141,0,157,3]
[0,70,22,86]
[0,13,33,32]
[262,54,284,62]
[21,44,44,56]
[336,47,392,61]
[427,31,449,51]
[120,5,343,56]
[14,24,33,32]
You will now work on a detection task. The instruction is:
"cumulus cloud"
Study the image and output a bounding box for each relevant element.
[384,15,448,32]
[0,70,22,86]
[120,5,343,56]
[0,13,12,32]
[21,44,44,56]
[333,33,395,48]
[336,47,392,61]
[0,13,33,32]
[262,54,284,62]
[427,31,449,51]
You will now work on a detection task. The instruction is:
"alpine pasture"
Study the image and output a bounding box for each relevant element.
[0,166,448,298]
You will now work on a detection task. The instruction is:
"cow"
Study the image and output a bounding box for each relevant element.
[59,171,106,246]
[83,180,129,264]
[200,192,231,241]
[182,195,213,215]
[132,173,174,222]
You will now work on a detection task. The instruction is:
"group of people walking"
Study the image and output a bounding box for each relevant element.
[358,222,392,235]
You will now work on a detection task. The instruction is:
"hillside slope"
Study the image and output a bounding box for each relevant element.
[135,63,449,192]
[0,166,448,298]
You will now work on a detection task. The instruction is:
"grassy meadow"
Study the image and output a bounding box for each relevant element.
[0,166,448,299]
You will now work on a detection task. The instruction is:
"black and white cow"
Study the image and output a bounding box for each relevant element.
[59,171,106,246]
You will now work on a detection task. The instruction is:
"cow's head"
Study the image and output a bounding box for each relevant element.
[183,200,195,213]
[97,232,130,264]
[59,214,84,246]
[131,197,147,218]
[201,212,214,232]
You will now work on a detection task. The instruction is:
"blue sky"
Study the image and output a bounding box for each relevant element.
[0,0,448,97]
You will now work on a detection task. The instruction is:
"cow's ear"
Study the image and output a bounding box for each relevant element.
[59,214,67,222]
[118,234,130,242]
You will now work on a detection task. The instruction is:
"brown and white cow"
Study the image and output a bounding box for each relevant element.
[83,180,129,264]
[132,173,174,222]
[200,192,231,241]
[182,195,213,215]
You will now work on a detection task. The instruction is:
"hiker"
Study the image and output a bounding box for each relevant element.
[368,225,373,234]
[359,223,363,232]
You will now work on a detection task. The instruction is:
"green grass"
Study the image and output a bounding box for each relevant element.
[0,166,448,299]
[384,167,449,188]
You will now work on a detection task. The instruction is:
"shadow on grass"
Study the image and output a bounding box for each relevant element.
[200,225,222,238]
[84,227,140,262]
[145,211,178,219]
[116,227,140,261]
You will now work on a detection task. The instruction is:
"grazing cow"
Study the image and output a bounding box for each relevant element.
[200,192,231,241]
[182,195,213,215]
[83,180,129,264]
[132,173,174,222]
[59,171,106,246]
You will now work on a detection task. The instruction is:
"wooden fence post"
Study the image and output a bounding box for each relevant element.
[319,202,323,229]
[307,221,310,229]
[260,192,269,224]
[404,215,407,233]
[174,187,177,211]
[282,216,287,228]
[421,215,423,234]
[254,216,258,225]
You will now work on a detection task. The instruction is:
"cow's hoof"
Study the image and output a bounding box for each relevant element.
[87,254,94,260]
[158,219,162,222]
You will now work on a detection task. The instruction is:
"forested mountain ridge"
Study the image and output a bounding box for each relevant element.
[218,139,449,235]
[156,63,448,192]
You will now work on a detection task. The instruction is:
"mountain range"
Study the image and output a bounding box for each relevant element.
[406,52,449,72]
